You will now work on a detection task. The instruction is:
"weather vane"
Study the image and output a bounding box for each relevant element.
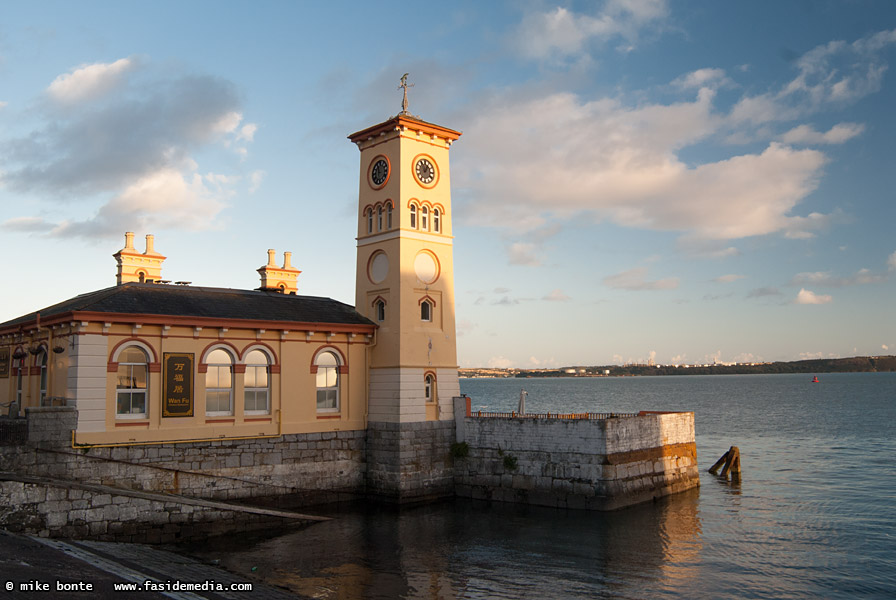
[398,73,414,116]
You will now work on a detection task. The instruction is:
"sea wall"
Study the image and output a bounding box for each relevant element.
[366,420,456,503]
[454,407,699,511]
[2,407,366,507]
[0,476,313,542]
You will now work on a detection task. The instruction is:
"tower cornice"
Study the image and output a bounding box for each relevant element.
[348,115,461,147]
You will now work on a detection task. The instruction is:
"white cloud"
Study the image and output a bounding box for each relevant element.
[487,356,513,369]
[791,268,885,287]
[507,242,541,266]
[672,68,731,90]
[883,344,890,351]
[731,29,896,127]
[1,59,250,240]
[795,288,832,305]
[513,1,668,61]
[0,101,7,109]
[248,170,266,194]
[714,274,746,283]
[47,167,227,238]
[888,251,896,271]
[1,216,55,233]
[457,88,828,241]
[779,123,865,145]
[47,57,135,104]
[799,351,824,360]
[603,267,678,291]
[543,289,571,302]
[238,123,258,142]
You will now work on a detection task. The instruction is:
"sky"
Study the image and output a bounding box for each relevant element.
[1,0,895,368]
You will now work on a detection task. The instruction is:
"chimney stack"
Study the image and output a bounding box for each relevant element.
[145,234,155,254]
[283,251,292,269]
[125,231,135,250]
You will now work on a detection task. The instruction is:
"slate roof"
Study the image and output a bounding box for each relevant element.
[0,283,375,330]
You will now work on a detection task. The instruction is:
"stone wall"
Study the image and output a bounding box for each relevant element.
[454,411,699,511]
[366,420,456,503]
[3,406,366,507]
[0,478,307,543]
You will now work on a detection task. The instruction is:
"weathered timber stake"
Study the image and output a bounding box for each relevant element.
[709,445,741,480]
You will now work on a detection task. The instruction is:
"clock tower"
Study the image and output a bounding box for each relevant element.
[349,80,461,500]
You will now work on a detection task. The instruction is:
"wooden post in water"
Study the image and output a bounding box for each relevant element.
[709,446,741,481]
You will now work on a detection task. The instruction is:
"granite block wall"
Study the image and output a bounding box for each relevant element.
[454,412,699,511]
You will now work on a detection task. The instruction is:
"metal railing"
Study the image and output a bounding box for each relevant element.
[469,411,639,420]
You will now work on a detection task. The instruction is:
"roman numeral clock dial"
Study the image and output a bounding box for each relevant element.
[415,158,435,185]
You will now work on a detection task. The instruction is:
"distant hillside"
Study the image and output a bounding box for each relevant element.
[460,356,896,379]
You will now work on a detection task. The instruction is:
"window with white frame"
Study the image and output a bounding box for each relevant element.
[377,205,383,231]
[244,350,270,414]
[433,208,441,233]
[410,204,417,229]
[315,351,340,412]
[366,208,373,234]
[375,299,386,322]
[116,346,148,418]
[421,299,433,322]
[425,373,436,403]
[421,206,429,230]
[205,348,234,415]
[386,203,393,229]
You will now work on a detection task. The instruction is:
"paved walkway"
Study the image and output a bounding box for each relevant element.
[0,529,303,599]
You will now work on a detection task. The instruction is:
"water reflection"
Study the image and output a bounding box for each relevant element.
[192,493,703,599]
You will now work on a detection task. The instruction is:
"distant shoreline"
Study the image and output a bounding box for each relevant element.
[460,355,896,379]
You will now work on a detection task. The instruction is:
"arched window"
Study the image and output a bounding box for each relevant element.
[377,205,384,231]
[116,346,148,418]
[410,204,417,229]
[366,208,373,234]
[386,203,393,229]
[421,206,429,231]
[36,348,48,404]
[425,373,436,404]
[375,299,386,322]
[138,272,146,283]
[244,350,270,414]
[205,348,234,416]
[433,208,441,233]
[421,299,433,322]
[316,351,340,412]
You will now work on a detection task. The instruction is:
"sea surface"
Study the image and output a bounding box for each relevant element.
[195,373,896,599]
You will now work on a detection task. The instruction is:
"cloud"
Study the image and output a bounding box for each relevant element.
[603,267,678,290]
[883,344,890,351]
[543,289,571,302]
[799,351,824,360]
[507,242,541,266]
[730,29,896,126]
[672,68,732,90]
[0,58,253,239]
[779,123,865,145]
[790,268,885,287]
[46,169,228,238]
[493,296,519,306]
[487,356,513,369]
[512,1,668,61]
[888,251,896,271]
[795,288,832,305]
[47,57,136,105]
[1,216,55,233]
[714,274,745,283]
[248,170,266,194]
[747,286,782,298]
[493,287,511,294]
[457,88,828,242]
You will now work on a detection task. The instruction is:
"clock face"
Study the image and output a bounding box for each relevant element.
[415,158,436,185]
[371,158,389,187]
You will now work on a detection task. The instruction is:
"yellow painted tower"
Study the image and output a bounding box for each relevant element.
[349,81,461,426]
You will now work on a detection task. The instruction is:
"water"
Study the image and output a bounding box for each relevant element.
[196,373,896,599]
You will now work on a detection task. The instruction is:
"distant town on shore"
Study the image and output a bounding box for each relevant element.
[460,355,896,379]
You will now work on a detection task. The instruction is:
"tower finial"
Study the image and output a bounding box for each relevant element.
[398,73,414,116]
